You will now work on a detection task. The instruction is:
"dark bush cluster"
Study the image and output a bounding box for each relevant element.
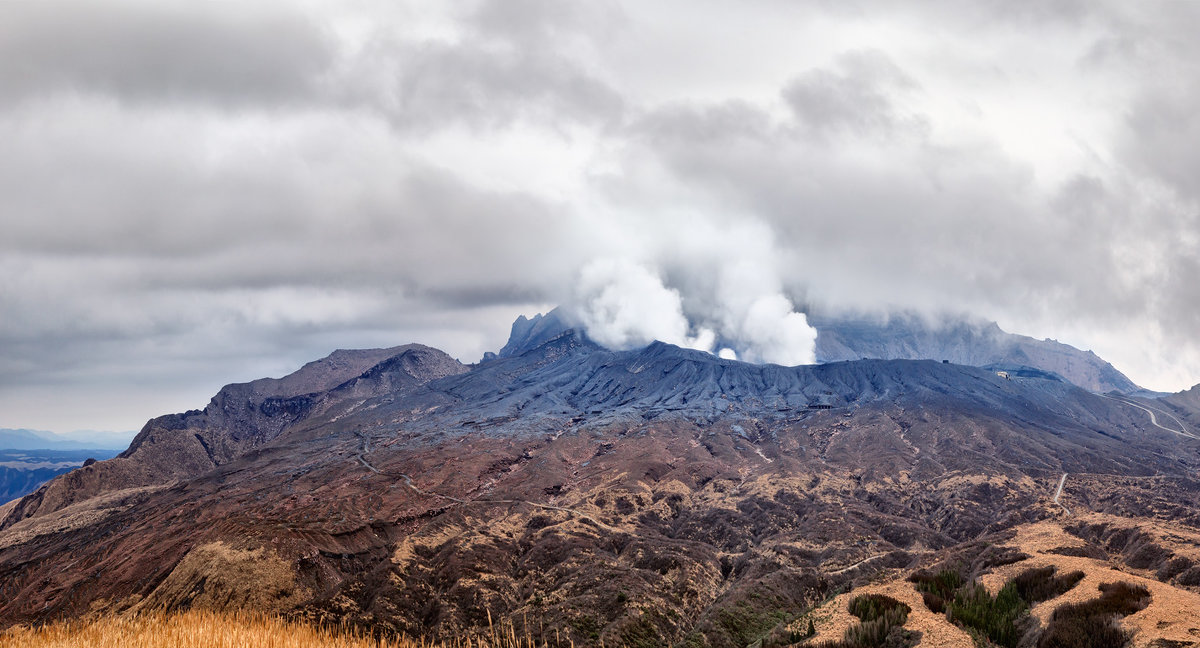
[809,594,916,648]
[848,594,911,623]
[908,567,964,614]
[1045,545,1108,560]
[1012,566,1085,603]
[945,582,1026,648]
[840,607,909,648]
[908,564,1104,648]
[1038,582,1150,648]
[974,546,1031,572]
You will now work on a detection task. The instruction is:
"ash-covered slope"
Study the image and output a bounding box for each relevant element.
[810,311,1141,394]
[495,309,576,359]
[2,319,1199,648]
[2,344,466,524]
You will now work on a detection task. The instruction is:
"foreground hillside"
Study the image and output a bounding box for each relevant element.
[0,609,497,648]
[2,321,1200,646]
[6,514,1199,648]
[803,515,1200,648]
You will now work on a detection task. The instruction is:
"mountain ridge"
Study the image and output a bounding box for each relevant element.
[809,311,1141,394]
[493,308,1145,395]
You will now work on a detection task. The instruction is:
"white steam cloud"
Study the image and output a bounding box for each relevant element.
[710,258,818,365]
[572,256,817,366]
[574,259,716,352]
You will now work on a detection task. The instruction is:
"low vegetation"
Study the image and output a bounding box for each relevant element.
[1011,566,1085,604]
[846,594,909,624]
[945,581,1026,648]
[911,562,1149,648]
[908,566,964,614]
[0,609,545,648]
[810,594,916,648]
[1038,582,1151,648]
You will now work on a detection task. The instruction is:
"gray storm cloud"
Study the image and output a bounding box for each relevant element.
[2,0,1200,433]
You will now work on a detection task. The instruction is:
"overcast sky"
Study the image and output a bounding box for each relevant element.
[3,0,1199,434]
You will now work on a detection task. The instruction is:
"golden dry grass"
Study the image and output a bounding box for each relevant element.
[0,609,546,648]
[978,519,1200,648]
[805,517,1200,648]
[801,577,975,648]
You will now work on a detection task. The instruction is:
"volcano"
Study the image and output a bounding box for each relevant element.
[3,314,1200,647]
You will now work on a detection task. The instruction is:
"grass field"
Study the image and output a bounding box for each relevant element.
[0,609,546,648]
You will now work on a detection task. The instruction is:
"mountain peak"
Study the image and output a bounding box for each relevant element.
[497,307,576,358]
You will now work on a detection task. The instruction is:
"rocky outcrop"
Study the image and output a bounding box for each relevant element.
[133,541,305,614]
[495,308,577,358]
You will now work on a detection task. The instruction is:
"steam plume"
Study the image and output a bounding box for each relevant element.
[572,255,817,366]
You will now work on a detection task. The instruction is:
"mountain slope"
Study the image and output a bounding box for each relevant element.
[1,345,466,525]
[810,312,1142,394]
[491,308,1143,394]
[1,323,1198,647]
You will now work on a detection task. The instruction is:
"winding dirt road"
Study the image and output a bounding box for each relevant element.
[1053,473,1070,515]
[1099,394,1198,440]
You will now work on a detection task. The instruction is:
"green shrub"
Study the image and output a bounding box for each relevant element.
[909,564,1097,648]
[848,594,910,623]
[946,581,1026,648]
[843,607,908,648]
[909,566,964,613]
[804,594,915,648]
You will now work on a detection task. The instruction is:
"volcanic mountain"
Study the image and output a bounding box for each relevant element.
[809,311,1143,395]
[2,315,1200,647]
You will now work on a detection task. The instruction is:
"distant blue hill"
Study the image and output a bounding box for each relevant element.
[0,448,120,503]
[0,429,129,503]
[0,428,132,452]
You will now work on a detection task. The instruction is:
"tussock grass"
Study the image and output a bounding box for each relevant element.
[0,609,549,648]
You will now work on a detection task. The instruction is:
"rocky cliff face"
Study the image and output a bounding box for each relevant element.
[1,319,1197,647]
